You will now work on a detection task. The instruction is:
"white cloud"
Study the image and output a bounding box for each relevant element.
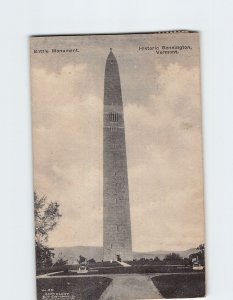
[125,63,204,251]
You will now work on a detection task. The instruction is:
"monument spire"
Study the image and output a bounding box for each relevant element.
[103,50,133,261]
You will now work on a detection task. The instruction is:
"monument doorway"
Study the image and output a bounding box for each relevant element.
[116,254,121,262]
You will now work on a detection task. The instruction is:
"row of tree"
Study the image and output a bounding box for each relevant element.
[135,245,205,266]
[135,252,188,265]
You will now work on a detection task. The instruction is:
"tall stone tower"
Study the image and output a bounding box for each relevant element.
[103,49,133,262]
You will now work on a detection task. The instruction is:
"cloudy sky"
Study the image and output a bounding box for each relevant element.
[31,32,205,252]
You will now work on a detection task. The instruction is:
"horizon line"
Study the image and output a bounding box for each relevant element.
[49,244,203,252]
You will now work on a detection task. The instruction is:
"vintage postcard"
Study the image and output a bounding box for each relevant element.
[30,31,205,299]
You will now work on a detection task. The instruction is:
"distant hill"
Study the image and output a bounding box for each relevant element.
[53,246,103,264]
[132,248,197,260]
[52,246,197,264]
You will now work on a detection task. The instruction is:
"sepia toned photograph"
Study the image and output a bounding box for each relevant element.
[30,32,205,299]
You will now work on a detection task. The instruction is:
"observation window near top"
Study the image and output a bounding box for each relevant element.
[109,112,119,122]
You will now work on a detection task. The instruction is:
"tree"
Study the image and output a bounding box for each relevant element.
[197,244,205,253]
[54,257,68,267]
[154,256,161,263]
[163,253,183,264]
[34,192,62,245]
[196,244,205,266]
[78,255,87,264]
[35,243,54,268]
[34,192,62,268]
[53,252,68,267]
[88,258,96,264]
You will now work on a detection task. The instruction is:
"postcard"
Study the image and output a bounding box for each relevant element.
[30,31,205,299]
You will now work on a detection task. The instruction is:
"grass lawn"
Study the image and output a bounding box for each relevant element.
[37,277,112,300]
[51,264,193,276]
[151,273,205,298]
[53,265,192,276]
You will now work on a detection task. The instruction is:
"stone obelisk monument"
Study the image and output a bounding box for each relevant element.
[103,49,133,262]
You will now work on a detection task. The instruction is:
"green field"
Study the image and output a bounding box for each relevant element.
[37,277,112,300]
[151,273,205,298]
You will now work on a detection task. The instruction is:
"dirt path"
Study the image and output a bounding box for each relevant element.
[100,274,163,299]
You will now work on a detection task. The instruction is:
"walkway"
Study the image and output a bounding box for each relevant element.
[116,261,131,267]
[99,274,163,299]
